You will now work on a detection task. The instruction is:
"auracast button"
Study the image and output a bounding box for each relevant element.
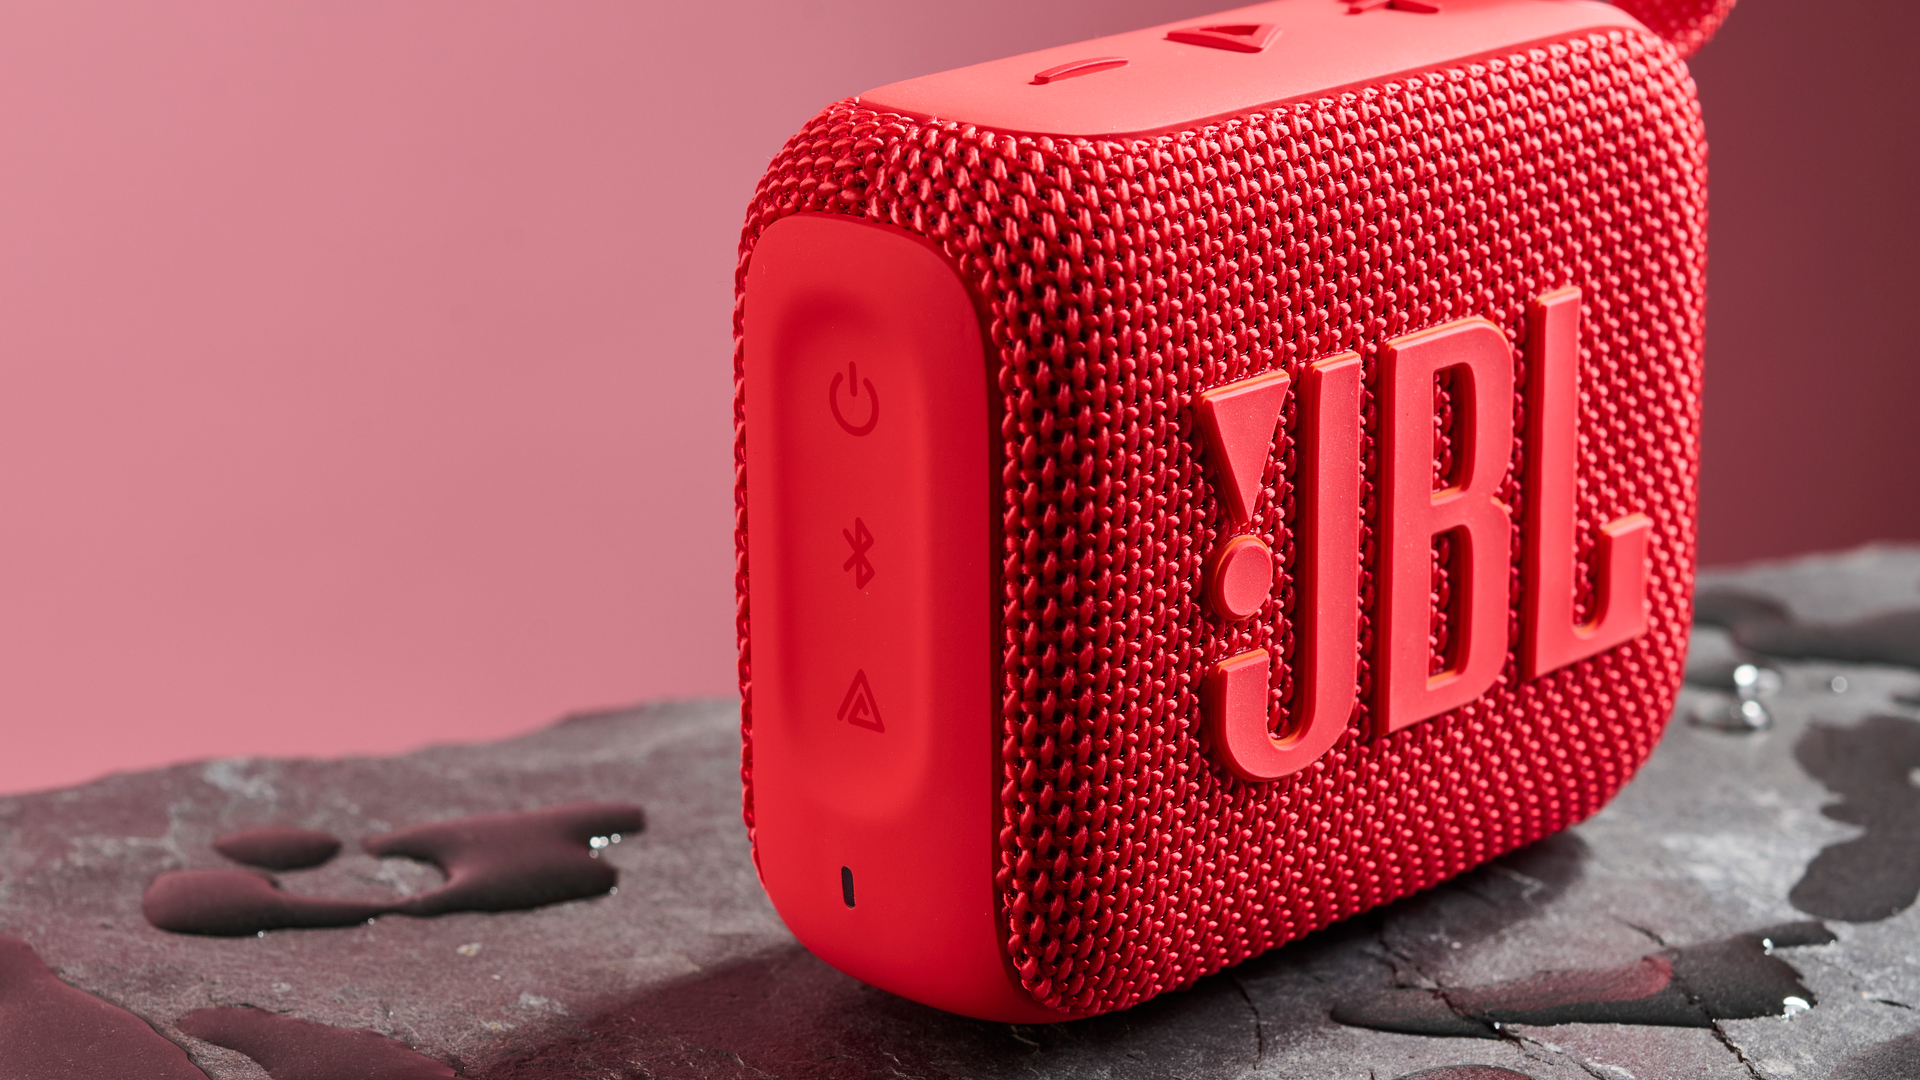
[1165,24,1282,52]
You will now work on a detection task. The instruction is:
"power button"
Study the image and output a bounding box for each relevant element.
[829,362,879,436]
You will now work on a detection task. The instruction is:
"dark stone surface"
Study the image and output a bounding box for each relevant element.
[2,545,1919,1079]
[176,1005,455,1080]
[1832,1030,1920,1080]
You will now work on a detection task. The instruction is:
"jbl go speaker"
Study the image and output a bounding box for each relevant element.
[734,0,1734,1021]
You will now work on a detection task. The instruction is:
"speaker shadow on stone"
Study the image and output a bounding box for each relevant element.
[1371,829,1591,974]
[476,941,1259,1080]
[478,835,1591,1079]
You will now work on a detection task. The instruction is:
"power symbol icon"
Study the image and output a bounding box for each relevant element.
[828,361,878,436]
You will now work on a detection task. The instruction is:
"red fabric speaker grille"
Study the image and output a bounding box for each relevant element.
[735,28,1704,1015]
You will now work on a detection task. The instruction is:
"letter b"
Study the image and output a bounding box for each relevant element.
[1376,319,1514,735]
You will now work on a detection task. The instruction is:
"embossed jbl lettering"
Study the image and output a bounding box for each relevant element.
[1204,289,1650,781]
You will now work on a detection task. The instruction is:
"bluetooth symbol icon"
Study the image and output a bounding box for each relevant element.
[842,517,875,589]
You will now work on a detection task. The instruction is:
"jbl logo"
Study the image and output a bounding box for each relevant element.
[1201,288,1651,781]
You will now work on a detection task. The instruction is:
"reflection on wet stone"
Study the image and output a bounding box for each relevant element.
[144,803,644,935]
[210,827,344,872]
[1332,923,1833,1037]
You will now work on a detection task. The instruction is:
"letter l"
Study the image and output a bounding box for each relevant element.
[1520,287,1650,679]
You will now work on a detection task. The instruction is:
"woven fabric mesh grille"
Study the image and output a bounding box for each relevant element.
[735,27,1704,1015]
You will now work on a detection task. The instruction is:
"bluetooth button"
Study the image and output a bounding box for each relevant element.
[842,517,876,589]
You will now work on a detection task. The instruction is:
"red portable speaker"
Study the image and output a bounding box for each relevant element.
[734,0,1730,1021]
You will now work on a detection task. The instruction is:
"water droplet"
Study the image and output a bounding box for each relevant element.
[1761,938,1774,954]
[1734,663,1783,699]
[1831,675,1850,693]
[1782,995,1810,1018]
[255,931,266,939]
[1688,695,1772,732]
[611,834,623,844]
[607,886,618,895]
[589,836,611,850]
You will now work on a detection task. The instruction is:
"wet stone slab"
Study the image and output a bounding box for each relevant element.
[3,545,1920,1079]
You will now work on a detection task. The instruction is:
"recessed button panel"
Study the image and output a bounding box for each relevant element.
[863,0,1638,138]
[744,214,1060,1022]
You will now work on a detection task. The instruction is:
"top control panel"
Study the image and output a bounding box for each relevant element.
[860,0,1642,138]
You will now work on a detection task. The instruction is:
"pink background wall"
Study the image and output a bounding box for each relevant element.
[0,0,1911,794]
[1689,0,1920,565]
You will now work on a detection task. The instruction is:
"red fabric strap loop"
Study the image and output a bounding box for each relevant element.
[1612,0,1737,59]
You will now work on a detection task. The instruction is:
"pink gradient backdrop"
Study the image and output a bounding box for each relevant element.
[0,0,1912,794]
[1689,0,1920,566]
[0,0,1225,794]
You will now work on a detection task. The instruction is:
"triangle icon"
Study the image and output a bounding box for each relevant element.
[1196,370,1292,523]
[836,669,884,732]
[1165,23,1282,54]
